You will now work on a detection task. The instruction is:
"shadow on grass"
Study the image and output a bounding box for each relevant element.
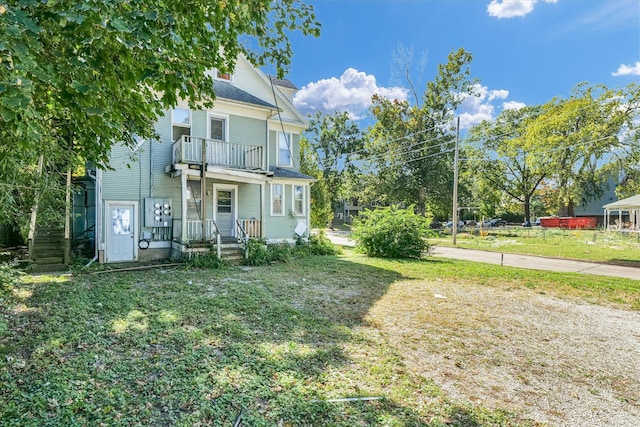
[0,256,458,426]
[605,258,640,268]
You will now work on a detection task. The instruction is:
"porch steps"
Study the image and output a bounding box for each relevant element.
[220,244,245,264]
[30,228,69,272]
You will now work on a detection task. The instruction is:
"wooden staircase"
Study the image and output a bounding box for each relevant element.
[29,228,68,272]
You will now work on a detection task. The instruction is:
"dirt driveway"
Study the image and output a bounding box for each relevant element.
[367,278,640,426]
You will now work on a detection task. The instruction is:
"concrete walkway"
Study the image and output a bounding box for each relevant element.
[324,230,640,281]
[432,246,640,281]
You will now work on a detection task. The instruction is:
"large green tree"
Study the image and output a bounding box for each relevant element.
[301,111,364,224]
[0,0,319,236]
[364,48,476,218]
[527,83,640,216]
[467,105,549,223]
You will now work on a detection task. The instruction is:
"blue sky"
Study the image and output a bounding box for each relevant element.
[281,0,640,128]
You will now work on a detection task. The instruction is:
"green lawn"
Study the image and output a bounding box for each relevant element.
[1,253,639,426]
[431,227,640,267]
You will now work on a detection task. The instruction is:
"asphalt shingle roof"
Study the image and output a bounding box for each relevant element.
[269,166,315,180]
[214,80,276,109]
[268,75,298,90]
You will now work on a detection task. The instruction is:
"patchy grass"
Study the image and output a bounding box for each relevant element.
[431,228,640,267]
[1,253,639,425]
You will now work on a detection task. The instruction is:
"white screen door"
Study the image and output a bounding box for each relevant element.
[107,203,135,262]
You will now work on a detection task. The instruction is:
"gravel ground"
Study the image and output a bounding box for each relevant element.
[367,280,640,426]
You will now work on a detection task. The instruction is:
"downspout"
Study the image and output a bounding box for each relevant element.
[150,138,154,198]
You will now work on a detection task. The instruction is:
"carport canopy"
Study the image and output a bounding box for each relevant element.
[603,194,640,231]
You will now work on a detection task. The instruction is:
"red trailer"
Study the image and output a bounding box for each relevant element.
[539,217,597,229]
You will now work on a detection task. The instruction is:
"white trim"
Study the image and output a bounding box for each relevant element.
[277,131,293,167]
[171,107,191,142]
[213,183,238,234]
[104,200,138,263]
[292,184,305,216]
[171,107,191,127]
[207,112,229,141]
[271,183,285,216]
[174,167,271,185]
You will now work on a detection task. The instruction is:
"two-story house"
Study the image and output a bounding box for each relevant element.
[86,56,313,263]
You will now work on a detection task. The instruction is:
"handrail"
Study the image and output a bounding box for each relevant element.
[210,219,221,259]
[235,219,249,260]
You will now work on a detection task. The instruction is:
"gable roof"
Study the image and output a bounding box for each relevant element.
[213,80,277,109]
[603,194,640,209]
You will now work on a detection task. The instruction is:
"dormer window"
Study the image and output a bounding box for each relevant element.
[216,70,231,81]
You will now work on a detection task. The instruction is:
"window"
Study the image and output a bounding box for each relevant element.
[271,184,284,216]
[210,117,226,141]
[216,70,231,81]
[277,132,292,166]
[293,185,305,216]
[217,190,232,213]
[172,108,191,142]
[186,179,201,220]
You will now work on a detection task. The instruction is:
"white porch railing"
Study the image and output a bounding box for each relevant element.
[173,219,221,257]
[172,136,264,170]
[237,218,261,238]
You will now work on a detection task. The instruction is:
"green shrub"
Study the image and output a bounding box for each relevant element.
[305,231,342,255]
[0,261,23,297]
[267,243,293,263]
[245,239,292,266]
[186,253,226,269]
[351,205,431,258]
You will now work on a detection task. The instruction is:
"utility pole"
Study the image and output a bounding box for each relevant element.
[452,117,460,245]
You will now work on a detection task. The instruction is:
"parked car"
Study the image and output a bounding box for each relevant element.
[430,220,442,229]
[490,218,507,227]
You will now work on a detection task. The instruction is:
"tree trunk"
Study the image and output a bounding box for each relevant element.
[558,199,575,217]
[523,197,531,222]
[27,155,45,260]
[418,187,426,216]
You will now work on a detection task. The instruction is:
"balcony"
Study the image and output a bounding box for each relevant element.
[172,136,265,170]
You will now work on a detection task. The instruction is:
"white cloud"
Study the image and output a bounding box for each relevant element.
[488,89,509,101]
[612,61,640,77]
[503,101,527,110]
[456,84,525,128]
[487,0,558,19]
[293,68,408,119]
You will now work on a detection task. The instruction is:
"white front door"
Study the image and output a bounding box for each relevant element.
[214,187,236,237]
[107,203,136,262]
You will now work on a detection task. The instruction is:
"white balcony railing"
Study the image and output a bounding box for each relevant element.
[172,136,264,170]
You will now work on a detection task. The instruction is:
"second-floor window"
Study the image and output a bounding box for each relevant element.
[278,132,292,166]
[210,117,226,141]
[172,108,191,142]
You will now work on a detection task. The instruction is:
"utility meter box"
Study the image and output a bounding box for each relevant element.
[144,198,173,227]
